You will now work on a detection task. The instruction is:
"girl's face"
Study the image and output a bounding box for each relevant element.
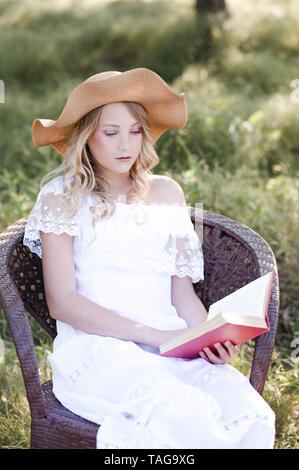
[87,102,143,179]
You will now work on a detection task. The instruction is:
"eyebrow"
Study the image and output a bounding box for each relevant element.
[100,122,140,128]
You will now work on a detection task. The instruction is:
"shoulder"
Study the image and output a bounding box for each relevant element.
[37,175,77,211]
[40,175,65,195]
[149,175,186,206]
[39,175,76,199]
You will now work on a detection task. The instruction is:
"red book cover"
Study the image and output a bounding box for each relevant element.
[160,269,274,359]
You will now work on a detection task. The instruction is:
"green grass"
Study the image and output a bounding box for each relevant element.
[0,0,298,449]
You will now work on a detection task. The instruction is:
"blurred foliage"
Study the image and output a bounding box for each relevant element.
[0,0,298,449]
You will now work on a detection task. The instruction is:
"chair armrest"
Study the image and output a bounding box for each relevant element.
[250,267,280,394]
[0,217,47,419]
[190,208,280,395]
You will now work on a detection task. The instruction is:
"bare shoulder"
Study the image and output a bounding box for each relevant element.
[148,175,186,206]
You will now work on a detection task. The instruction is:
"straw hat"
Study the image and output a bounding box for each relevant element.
[32,67,188,157]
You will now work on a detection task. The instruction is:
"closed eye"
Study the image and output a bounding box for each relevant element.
[105,130,142,136]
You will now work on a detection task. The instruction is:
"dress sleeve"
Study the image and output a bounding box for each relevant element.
[23,176,80,259]
[163,205,204,283]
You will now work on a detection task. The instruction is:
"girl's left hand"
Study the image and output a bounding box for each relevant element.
[199,341,237,364]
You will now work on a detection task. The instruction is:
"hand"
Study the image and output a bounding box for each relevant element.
[149,327,190,350]
[198,341,237,364]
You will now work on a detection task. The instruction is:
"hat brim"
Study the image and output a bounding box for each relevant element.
[32,68,188,157]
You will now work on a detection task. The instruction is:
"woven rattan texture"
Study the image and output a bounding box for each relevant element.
[0,210,279,448]
[30,380,98,449]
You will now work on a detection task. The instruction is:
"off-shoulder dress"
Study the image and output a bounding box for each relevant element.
[23,175,275,449]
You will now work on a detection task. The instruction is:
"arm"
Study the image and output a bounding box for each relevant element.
[41,231,189,349]
[166,177,237,363]
[171,275,208,327]
[164,177,208,327]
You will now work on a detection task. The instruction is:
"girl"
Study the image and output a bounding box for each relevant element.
[23,68,275,449]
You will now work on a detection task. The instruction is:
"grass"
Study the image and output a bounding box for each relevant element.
[0,0,298,449]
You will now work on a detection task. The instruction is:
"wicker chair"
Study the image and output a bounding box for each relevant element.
[0,209,280,449]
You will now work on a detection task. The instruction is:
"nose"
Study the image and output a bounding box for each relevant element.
[118,131,130,151]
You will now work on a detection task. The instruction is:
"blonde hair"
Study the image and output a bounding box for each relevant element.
[40,101,160,233]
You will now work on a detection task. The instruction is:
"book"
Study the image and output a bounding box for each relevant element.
[159,269,275,359]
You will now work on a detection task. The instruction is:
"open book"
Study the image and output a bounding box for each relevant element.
[160,269,274,359]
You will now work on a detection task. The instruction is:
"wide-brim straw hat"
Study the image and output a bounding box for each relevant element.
[32,67,188,157]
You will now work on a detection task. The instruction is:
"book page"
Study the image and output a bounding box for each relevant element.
[208,271,272,321]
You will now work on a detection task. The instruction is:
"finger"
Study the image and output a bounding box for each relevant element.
[199,350,210,362]
[203,347,224,364]
[224,341,237,358]
[214,342,230,360]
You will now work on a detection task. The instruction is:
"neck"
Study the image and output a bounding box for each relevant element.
[107,175,133,199]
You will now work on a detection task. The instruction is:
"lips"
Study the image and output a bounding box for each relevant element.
[116,157,131,160]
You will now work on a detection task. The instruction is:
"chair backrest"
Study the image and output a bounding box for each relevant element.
[192,209,279,395]
[8,229,57,339]
[0,210,279,406]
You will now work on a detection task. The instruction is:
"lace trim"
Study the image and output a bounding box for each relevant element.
[97,372,222,449]
[170,249,204,282]
[97,371,273,449]
[164,231,204,283]
[97,373,182,449]
[23,187,204,283]
[23,206,81,258]
[23,237,43,258]
[23,226,204,282]
[223,410,272,431]
[92,245,204,283]
[191,365,274,431]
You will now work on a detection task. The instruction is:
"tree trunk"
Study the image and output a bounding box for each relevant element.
[195,0,226,12]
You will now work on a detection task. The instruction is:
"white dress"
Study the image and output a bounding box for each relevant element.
[23,175,275,449]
